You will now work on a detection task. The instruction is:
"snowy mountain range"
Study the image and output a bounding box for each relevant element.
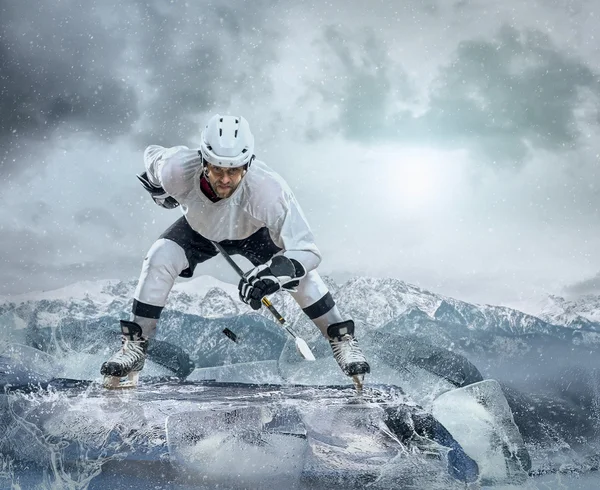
[536,294,600,331]
[2,275,600,349]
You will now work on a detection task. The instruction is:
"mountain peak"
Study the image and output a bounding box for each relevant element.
[2,274,594,345]
[538,293,600,327]
[199,288,243,318]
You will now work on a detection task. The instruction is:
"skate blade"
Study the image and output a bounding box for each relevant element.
[103,372,140,390]
[352,374,365,394]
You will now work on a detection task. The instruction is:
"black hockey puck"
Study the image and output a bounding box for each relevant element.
[222,328,238,342]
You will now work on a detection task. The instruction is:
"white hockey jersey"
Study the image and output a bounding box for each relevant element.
[143,145,322,271]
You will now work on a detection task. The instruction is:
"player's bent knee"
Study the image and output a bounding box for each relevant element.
[143,238,189,280]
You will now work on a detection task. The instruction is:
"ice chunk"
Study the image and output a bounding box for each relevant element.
[166,406,307,488]
[370,331,483,387]
[187,360,283,384]
[279,332,529,486]
[278,334,461,406]
[299,391,474,488]
[0,375,481,489]
[432,379,531,486]
[383,404,479,484]
[0,387,170,490]
[165,388,474,488]
[147,338,195,378]
[0,341,176,386]
[0,311,28,344]
[0,342,64,381]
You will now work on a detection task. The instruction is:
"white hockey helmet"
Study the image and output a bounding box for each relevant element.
[199,114,255,168]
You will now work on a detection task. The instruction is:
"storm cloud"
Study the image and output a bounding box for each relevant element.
[565,273,600,296]
[0,0,281,175]
[0,2,138,158]
[1,0,599,312]
[306,23,600,164]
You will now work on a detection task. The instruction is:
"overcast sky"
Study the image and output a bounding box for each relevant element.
[1,0,599,312]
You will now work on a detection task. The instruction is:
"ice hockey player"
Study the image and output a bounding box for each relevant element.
[100,114,370,388]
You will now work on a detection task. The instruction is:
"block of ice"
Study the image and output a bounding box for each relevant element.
[187,360,283,384]
[278,333,464,406]
[432,379,531,486]
[166,406,307,488]
[279,332,529,486]
[0,342,64,381]
[300,396,475,488]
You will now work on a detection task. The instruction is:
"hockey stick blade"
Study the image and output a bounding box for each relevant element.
[295,337,316,361]
[212,240,315,362]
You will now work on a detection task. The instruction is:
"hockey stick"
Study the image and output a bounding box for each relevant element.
[212,241,315,361]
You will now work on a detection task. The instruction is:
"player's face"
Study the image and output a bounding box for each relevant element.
[205,164,246,198]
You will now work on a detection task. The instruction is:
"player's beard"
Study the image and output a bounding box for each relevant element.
[214,182,234,198]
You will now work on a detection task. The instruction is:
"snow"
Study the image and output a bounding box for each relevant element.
[35,312,63,328]
[0,275,239,308]
[0,279,124,306]
[538,294,600,324]
[173,275,239,299]
[0,274,587,344]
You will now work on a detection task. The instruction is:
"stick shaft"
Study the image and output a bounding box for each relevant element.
[261,297,286,326]
[213,241,246,277]
[212,240,315,360]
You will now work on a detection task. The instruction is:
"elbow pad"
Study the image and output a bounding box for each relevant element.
[137,172,180,209]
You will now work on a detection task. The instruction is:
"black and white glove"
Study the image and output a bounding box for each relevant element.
[137,172,180,209]
[238,256,306,310]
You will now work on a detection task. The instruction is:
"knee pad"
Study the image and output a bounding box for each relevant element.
[290,270,330,308]
[134,239,189,308]
[143,239,189,279]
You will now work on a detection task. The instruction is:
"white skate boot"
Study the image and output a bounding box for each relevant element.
[327,320,370,392]
[100,320,148,389]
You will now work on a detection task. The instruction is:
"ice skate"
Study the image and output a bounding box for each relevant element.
[101,320,148,389]
[327,320,370,393]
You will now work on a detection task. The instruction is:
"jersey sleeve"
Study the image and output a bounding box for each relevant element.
[143,145,202,199]
[269,191,322,272]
